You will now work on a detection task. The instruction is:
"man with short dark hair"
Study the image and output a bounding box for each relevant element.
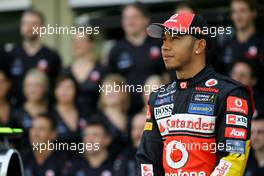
[230,59,264,116]
[219,0,264,89]
[108,2,165,114]
[70,119,113,176]
[136,11,253,176]
[8,10,61,106]
[22,113,70,176]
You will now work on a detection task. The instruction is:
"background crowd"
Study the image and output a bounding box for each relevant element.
[0,0,264,176]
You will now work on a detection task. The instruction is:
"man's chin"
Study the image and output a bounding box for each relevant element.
[24,35,39,42]
[165,65,179,71]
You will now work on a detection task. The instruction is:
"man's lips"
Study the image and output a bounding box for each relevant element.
[162,54,174,61]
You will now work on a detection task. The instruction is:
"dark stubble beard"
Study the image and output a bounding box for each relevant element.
[165,65,180,71]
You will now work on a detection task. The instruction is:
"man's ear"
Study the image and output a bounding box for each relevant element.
[194,39,206,55]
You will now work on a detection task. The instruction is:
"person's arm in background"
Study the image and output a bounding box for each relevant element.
[211,87,253,176]
[136,92,164,176]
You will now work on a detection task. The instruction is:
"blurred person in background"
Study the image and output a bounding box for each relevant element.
[13,69,49,147]
[8,9,61,107]
[230,59,264,116]
[113,112,146,176]
[219,0,264,89]
[70,118,113,176]
[174,2,194,13]
[64,33,105,116]
[245,114,264,176]
[51,73,83,144]
[108,2,165,115]
[22,113,70,176]
[0,68,12,126]
[95,74,129,158]
[142,75,162,113]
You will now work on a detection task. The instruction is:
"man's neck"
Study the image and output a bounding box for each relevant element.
[75,53,94,64]
[85,150,108,168]
[255,150,264,167]
[126,31,147,46]
[23,38,42,56]
[56,103,76,112]
[176,58,206,80]
[34,149,52,166]
[236,25,256,43]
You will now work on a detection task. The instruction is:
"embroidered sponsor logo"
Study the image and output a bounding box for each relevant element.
[144,122,153,131]
[225,127,247,139]
[226,139,245,154]
[154,104,174,119]
[157,114,216,135]
[195,87,219,93]
[191,93,216,104]
[226,96,248,115]
[188,103,214,115]
[205,79,218,87]
[141,164,153,176]
[226,114,247,127]
[180,81,188,89]
[211,160,232,176]
[146,105,151,119]
[155,96,173,105]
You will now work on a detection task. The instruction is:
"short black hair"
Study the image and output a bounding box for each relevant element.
[35,112,57,130]
[122,2,150,18]
[22,9,45,25]
[84,117,110,135]
[175,2,196,13]
[231,0,257,11]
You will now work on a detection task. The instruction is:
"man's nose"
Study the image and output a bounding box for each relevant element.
[161,42,170,51]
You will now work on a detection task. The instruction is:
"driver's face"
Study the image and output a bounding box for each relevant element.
[161,33,195,71]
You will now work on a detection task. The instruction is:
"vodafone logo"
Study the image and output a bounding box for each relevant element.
[226,96,248,115]
[225,127,247,139]
[165,141,188,169]
[235,99,242,107]
[205,79,218,87]
[141,164,153,176]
